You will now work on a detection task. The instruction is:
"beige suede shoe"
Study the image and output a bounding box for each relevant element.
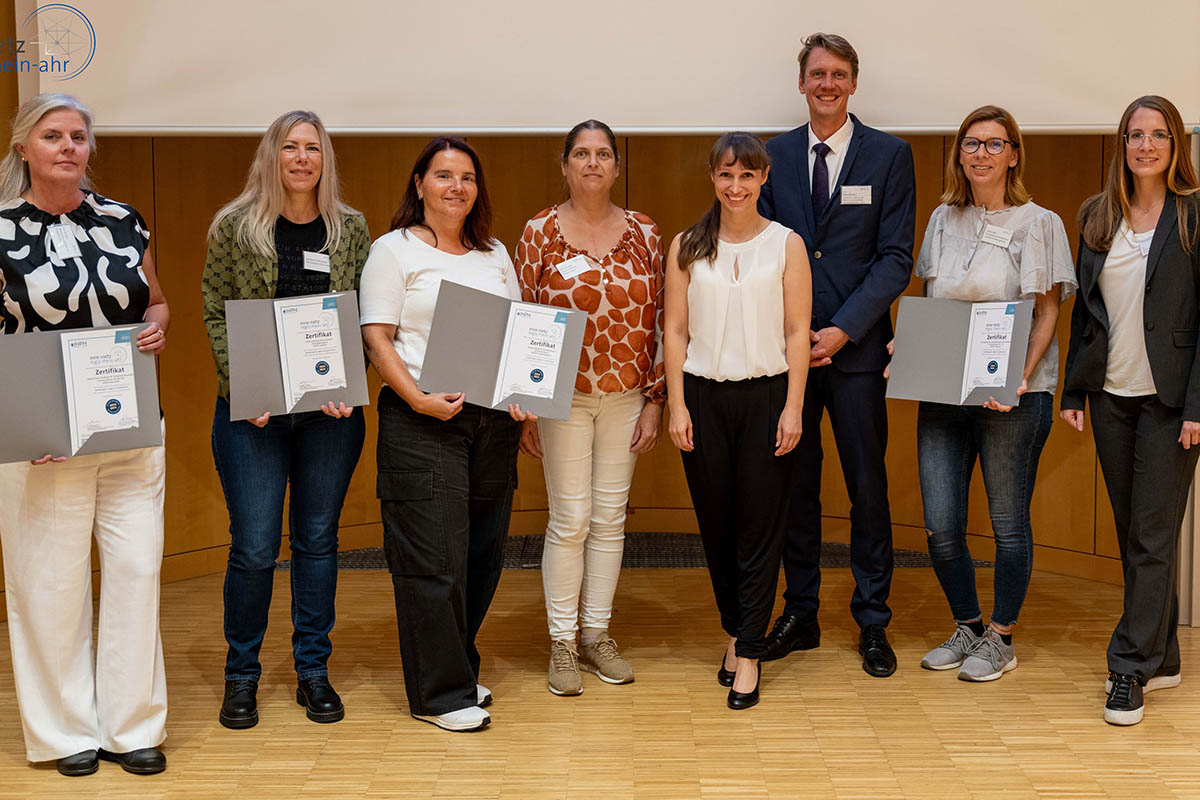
[548,640,583,696]
[579,632,634,685]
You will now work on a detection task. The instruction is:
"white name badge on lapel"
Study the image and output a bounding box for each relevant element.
[1138,238,1152,258]
[980,224,1014,249]
[555,254,594,280]
[47,223,82,259]
[303,251,331,273]
[841,186,872,205]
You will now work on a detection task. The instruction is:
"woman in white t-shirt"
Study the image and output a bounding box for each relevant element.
[360,137,521,733]
[663,132,811,711]
[907,106,1076,684]
[1062,96,1200,727]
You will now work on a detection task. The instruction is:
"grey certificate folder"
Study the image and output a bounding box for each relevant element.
[886,296,1034,407]
[225,291,369,421]
[418,281,586,421]
[0,323,161,464]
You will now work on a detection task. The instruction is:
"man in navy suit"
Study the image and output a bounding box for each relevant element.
[758,32,915,677]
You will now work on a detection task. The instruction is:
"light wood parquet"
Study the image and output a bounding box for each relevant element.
[0,566,1197,799]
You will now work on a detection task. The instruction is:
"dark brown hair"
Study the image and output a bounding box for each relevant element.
[1079,95,1198,254]
[389,136,494,252]
[797,32,859,80]
[678,132,771,270]
[562,119,619,167]
[942,105,1030,208]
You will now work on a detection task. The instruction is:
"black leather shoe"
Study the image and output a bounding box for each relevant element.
[98,747,166,775]
[717,651,736,687]
[858,624,897,678]
[759,614,820,662]
[297,676,345,723]
[727,662,762,710]
[219,679,259,729]
[56,749,98,776]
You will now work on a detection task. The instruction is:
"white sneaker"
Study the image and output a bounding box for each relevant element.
[477,684,492,707]
[411,705,491,732]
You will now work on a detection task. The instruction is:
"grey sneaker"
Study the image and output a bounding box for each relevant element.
[957,629,1017,682]
[579,632,634,684]
[921,623,983,671]
[548,640,583,696]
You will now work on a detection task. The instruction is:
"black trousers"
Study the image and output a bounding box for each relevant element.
[376,387,520,716]
[680,372,796,659]
[783,367,894,628]
[1090,391,1200,679]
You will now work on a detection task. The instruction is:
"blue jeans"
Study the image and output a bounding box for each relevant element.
[917,391,1052,627]
[212,396,365,681]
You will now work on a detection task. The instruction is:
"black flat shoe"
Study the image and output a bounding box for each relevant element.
[717,652,736,687]
[858,624,897,678]
[760,615,820,662]
[98,747,166,775]
[56,749,98,776]
[219,679,259,729]
[297,676,345,723]
[726,662,762,710]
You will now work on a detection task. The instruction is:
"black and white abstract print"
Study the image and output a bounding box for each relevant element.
[0,191,151,333]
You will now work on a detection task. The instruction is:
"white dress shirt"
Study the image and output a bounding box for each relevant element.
[807,116,854,196]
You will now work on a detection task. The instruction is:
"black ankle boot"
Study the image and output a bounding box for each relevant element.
[297,676,345,723]
[219,679,259,729]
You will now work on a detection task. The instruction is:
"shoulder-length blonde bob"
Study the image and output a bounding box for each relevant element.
[1079,95,1198,254]
[208,110,358,258]
[941,105,1030,208]
[0,92,96,202]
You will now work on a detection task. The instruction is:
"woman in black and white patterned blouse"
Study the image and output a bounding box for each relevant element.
[0,94,170,777]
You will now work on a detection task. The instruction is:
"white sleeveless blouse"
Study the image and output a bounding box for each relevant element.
[683,221,791,381]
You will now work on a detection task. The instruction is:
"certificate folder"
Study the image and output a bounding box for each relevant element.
[418,281,586,421]
[225,291,370,421]
[886,296,1034,407]
[0,323,161,464]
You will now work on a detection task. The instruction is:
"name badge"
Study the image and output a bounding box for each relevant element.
[48,223,82,259]
[555,254,594,280]
[1137,238,1152,258]
[303,251,331,273]
[981,224,1014,249]
[841,185,872,205]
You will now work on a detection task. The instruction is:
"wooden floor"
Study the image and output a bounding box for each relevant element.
[0,566,1198,799]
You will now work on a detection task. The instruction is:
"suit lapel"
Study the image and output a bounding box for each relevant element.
[1144,193,1178,286]
[794,124,816,237]
[817,115,865,226]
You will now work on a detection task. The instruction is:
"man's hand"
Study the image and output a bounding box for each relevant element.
[809,326,850,367]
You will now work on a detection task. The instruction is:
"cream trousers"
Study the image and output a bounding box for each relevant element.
[0,434,167,762]
[539,390,645,641]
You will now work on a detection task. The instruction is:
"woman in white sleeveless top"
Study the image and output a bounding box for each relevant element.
[664,132,811,710]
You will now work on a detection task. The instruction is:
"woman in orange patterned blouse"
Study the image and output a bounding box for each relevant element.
[510,119,665,697]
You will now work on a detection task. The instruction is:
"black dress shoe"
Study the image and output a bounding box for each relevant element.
[717,652,736,687]
[56,749,98,776]
[858,624,897,678]
[98,747,166,775]
[219,679,259,729]
[759,614,820,662]
[296,676,345,723]
[727,662,762,710]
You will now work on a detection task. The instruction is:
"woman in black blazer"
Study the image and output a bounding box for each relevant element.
[1061,95,1200,727]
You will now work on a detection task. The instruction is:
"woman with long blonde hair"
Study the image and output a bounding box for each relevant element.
[201,109,370,730]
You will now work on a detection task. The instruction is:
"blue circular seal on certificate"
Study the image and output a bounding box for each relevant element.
[530,368,544,383]
[987,360,999,374]
[315,361,330,375]
[105,398,121,414]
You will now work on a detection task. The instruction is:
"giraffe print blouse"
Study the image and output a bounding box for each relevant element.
[514,206,665,402]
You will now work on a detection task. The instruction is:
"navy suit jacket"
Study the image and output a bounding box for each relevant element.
[759,114,916,372]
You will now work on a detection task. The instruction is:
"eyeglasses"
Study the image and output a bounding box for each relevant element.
[1124,130,1172,148]
[960,137,1016,155]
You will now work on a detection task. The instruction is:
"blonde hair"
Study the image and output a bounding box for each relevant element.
[0,92,95,202]
[1079,95,1198,254]
[941,105,1030,208]
[208,110,357,258]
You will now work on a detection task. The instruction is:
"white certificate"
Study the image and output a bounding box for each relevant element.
[492,303,569,406]
[60,328,140,455]
[273,295,347,412]
[960,302,1017,403]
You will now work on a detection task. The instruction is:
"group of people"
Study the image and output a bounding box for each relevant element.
[0,29,1195,779]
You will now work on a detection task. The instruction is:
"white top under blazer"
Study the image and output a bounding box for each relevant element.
[683,220,791,382]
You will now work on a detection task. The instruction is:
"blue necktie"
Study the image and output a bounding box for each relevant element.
[812,142,832,218]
